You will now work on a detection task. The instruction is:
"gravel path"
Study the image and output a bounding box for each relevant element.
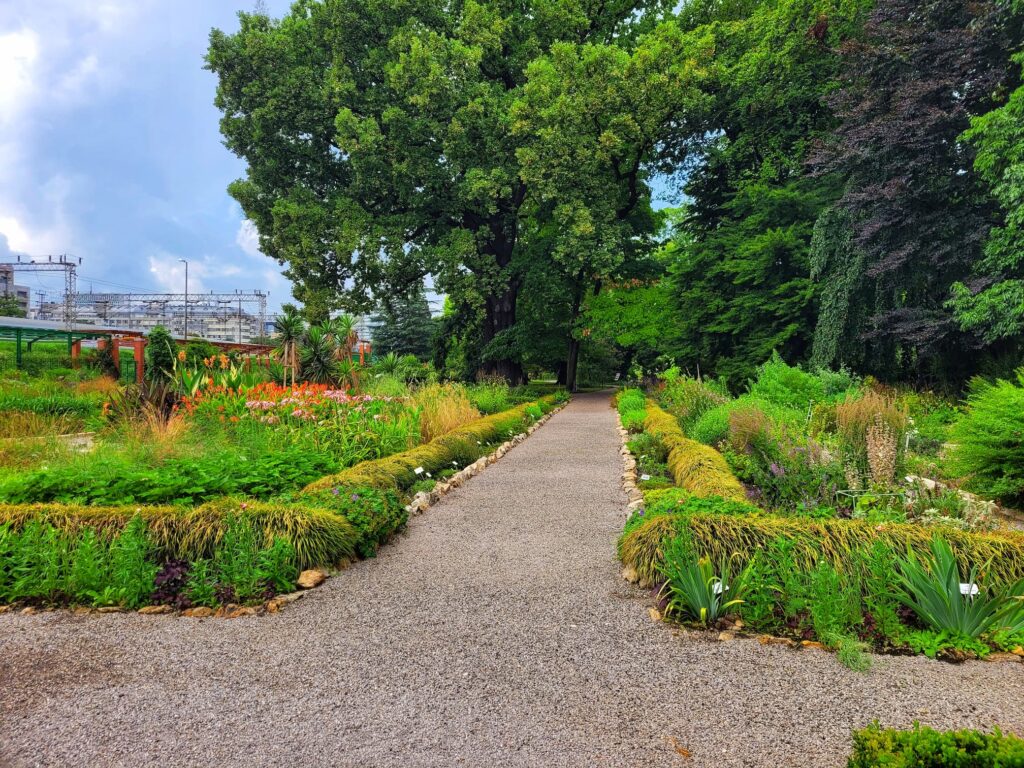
[1,391,1021,767]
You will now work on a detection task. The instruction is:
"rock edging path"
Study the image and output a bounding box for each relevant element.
[1,391,1021,767]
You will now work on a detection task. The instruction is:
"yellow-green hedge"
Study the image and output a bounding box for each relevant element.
[643,401,746,502]
[620,511,1024,589]
[304,395,560,492]
[0,498,358,570]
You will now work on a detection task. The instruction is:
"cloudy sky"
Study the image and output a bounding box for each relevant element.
[0,0,293,311]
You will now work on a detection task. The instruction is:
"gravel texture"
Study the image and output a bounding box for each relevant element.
[1,391,1022,767]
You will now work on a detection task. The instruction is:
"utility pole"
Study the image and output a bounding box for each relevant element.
[178,259,188,339]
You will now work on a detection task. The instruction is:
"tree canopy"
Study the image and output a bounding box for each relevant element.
[209,0,1024,389]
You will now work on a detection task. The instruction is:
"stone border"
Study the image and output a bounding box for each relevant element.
[0,399,570,621]
[616,409,643,516]
[404,399,569,517]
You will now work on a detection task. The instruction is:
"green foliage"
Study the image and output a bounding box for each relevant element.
[0,440,338,506]
[894,537,1021,640]
[952,52,1024,343]
[305,397,559,492]
[620,408,647,432]
[371,284,435,360]
[747,353,824,412]
[146,326,177,383]
[657,372,728,433]
[949,370,1024,502]
[659,534,750,626]
[0,516,156,608]
[848,723,1024,767]
[466,381,512,415]
[0,296,26,318]
[808,561,870,670]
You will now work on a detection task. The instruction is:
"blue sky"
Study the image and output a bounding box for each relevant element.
[0,1,677,317]
[0,1,294,311]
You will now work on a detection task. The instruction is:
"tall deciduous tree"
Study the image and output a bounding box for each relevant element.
[665,0,868,385]
[951,47,1024,346]
[206,0,678,384]
[808,0,1015,382]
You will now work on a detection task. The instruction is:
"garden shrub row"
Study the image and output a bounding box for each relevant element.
[0,395,564,608]
[642,401,746,502]
[619,509,1024,590]
[848,723,1024,767]
[0,496,363,570]
[304,394,565,492]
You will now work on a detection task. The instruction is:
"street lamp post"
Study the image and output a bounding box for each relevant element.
[179,259,188,339]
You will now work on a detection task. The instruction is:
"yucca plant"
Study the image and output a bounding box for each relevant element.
[299,326,340,384]
[273,310,305,387]
[659,535,750,625]
[894,537,1007,639]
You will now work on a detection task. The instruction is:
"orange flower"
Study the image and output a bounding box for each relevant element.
[177,350,186,362]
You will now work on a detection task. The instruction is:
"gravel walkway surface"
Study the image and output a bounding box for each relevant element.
[1,391,1022,768]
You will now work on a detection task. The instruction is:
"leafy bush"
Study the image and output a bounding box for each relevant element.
[616,388,646,414]
[146,325,177,383]
[690,395,803,447]
[467,379,512,414]
[747,353,824,412]
[620,408,647,432]
[298,487,406,558]
[848,723,1024,767]
[948,369,1024,502]
[658,374,728,432]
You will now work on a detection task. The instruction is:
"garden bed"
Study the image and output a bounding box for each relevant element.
[614,360,1024,668]
[0,392,567,616]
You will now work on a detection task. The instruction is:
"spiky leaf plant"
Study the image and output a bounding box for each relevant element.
[659,534,749,625]
[894,537,1006,639]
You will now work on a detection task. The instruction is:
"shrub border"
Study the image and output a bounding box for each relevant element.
[0,393,569,618]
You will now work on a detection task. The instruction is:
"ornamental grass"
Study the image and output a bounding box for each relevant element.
[619,511,1024,589]
[0,499,358,570]
[304,396,558,492]
[643,401,746,502]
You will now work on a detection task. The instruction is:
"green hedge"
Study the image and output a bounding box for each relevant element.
[849,723,1024,767]
[304,394,563,492]
[643,401,746,502]
[619,510,1024,589]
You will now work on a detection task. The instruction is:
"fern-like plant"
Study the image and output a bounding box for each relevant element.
[949,369,1024,503]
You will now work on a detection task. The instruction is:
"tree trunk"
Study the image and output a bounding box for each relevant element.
[479,281,525,384]
[564,270,587,393]
[565,336,581,393]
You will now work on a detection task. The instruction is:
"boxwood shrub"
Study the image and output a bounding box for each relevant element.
[849,723,1024,767]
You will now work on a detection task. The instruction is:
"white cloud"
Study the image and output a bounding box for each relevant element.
[0,29,40,126]
[148,253,207,294]
[236,219,262,258]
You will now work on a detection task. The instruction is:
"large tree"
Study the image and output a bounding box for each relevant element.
[370,283,435,359]
[808,0,1015,382]
[950,46,1024,346]
[664,0,869,385]
[206,0,685,383]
